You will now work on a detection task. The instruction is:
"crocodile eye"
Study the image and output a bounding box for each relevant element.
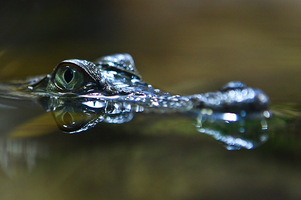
[54,64,84,91]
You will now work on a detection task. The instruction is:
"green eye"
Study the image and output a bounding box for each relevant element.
[54,64,84,91]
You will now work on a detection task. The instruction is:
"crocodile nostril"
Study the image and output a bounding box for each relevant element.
[220,81,247,92]
[64,67,74,83]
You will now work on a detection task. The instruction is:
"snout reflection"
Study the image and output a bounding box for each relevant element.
[40,96,270,150]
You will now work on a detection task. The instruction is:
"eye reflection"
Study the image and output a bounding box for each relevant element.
[53,110,91,133]
[62,112,73,125]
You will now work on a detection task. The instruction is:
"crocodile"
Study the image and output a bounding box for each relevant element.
[0,53,269,114]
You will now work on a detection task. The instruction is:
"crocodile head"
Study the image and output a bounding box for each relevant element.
[31,54,142,96]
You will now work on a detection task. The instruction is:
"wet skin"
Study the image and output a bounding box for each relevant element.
[0,54,271,149]
[13,53,269,114]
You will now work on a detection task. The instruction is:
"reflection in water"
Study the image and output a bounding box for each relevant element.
[0,54,271,151]
[40,96,270,150]
[0,138,47,177]
[39,97,142,133]
[0,1,300,199]
[195,110,270,150]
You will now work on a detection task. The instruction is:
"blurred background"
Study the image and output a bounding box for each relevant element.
[0,0,301,200]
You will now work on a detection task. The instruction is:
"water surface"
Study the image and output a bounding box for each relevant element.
[0,1,301,199]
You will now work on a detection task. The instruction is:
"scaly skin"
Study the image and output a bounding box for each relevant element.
[0,54,269,113]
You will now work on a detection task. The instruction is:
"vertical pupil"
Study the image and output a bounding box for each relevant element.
[63,112,73,125]
[64,67,73,83]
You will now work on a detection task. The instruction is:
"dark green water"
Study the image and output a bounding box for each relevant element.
[0,1,301,199]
